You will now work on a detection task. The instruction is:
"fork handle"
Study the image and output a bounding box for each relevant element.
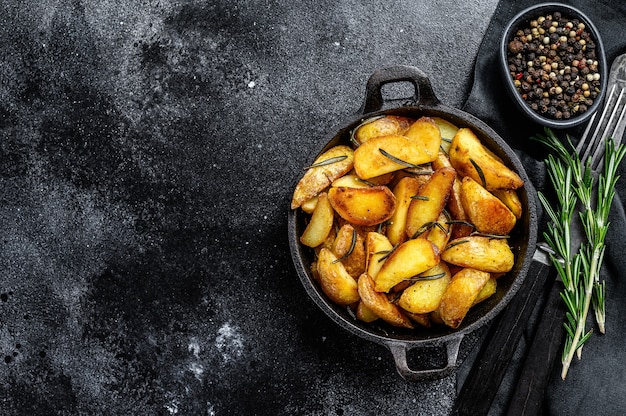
[506,280,565,415]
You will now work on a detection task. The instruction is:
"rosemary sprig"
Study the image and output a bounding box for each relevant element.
[533,127,626,380]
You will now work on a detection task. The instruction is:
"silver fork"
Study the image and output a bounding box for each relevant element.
[506,52,626,416]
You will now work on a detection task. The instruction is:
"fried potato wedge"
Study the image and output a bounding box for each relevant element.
[292,145,354,209]
[449,128,523,191]
[438,268,491,329]
[332,224,366,278]
[432,116,459,153]
[441,236,514,273]
[405,167,456,239]
[447,178,474,239]
[353,135,437,179]
[353,115,414,145]
[404,116,442,161]
[357,274,413,329]
[356,301,379,323]
[461,176,517,236]
[300,195,319,214]
[375,238,440,293]
[404,311,431,328]
[328,186,396,227]
[473,276,497,306]
[317,248,360,305]
[398,262,452,314]
[365,232,393,279]
[492,189,523,220]
[426,211,452,252]
[387,176,423,246]
[300,192,334,248]
[332,173,371,188]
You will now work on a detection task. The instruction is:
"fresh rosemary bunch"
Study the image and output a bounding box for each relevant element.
[533,127,626,380]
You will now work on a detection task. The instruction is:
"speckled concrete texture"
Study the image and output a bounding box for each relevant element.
[0,0,498,414]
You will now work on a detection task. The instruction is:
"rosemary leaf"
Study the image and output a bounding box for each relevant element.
[332,228,357,263]
[304,155,348,170]
[379,148,421,168]
[469,158,486,187]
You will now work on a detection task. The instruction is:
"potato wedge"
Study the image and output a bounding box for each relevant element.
[332,224,366,278]
[300,192,335,248]
[317,248,360,305]
[460,176,517,236]
[473,276,497,305]
[431,151,453,170]
[331,173,371,188]
[398,262,452,314]
[375,238,440,293]
[432,116,459,153]
[426,211,452,252]
[492,189,523,220]
[405,167,456,239]
[404,311,431,328]
[301,195,319,214]
[438,268,491,328]
[353,135,437,179]
[441,236,514,273]
[449,128,523,191]
[357,274,413,329]
[328,186,396,227]
[353,115,414,145]
[386,176,423,246]
[365,232,393,279]
[448,178,474,239]
[292,145,354,209]
[356,301,379,323]
[404,116,442,161]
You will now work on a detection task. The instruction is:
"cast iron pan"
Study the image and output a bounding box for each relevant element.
[288,65,539,381]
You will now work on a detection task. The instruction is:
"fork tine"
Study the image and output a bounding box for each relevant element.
[577,84,618,164]
[590,86,626,171]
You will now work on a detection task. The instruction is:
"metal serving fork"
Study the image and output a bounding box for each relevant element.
[505,52,626,416]
[454,53,626,416]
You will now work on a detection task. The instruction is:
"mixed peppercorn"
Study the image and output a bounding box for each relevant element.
[506,11,601,121]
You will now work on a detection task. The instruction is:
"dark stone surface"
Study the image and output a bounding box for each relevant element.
[1,1,504,414]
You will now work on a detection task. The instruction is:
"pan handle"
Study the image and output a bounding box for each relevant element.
[361,65,441,114]
[386,335,463,382]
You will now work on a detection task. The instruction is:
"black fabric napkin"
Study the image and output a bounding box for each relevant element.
[461,0,626,414]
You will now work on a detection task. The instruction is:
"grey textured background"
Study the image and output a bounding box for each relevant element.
[1,1,502,415]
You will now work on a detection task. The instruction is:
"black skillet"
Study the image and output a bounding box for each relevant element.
[288,65,540,381]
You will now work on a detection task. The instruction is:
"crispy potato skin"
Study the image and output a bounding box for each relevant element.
[357,274,413,329]
[354,115,414,145]
[365,232,393,279]
[353,135,437,179]
[398,262,452,314]
[300,192,334,248]
[374,238,440,293]
[292,145,354,209]
[449,128,523,191]
[441,236,515,273]
[317,248,360,305]
[387,177,423,246]
[404,116,442,160]
[460,176,517,236]
[332,224,367,278]
[405,167,456,239]
[328,186,396,227]
[438,268,491,329]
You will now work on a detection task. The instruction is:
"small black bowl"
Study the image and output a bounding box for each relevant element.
[500,2,607,129]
